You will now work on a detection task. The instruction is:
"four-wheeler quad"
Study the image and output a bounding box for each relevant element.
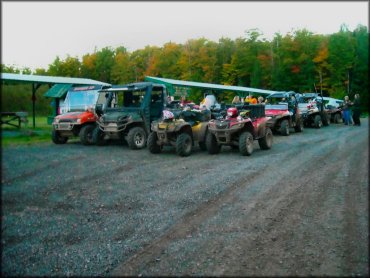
[206,104,273,156]
[297,93,330,128]
[148,108,211,157]
[52,85,110,145]
[264,91,304,136]
[321,96,343,124]
[93,82,166,149]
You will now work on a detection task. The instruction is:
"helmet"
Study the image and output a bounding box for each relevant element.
[227,107,238,118]
[162,110,174,120]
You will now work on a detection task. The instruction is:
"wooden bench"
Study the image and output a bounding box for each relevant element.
[1,112,28,128]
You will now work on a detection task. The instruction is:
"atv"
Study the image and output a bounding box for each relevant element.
[297,93,330,128]
[206,104,273,156]
[148,108,211,157]
[264,91,303,136]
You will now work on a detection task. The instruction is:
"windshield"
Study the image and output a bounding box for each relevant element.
[266,97,288,105]
[65,89,100,111]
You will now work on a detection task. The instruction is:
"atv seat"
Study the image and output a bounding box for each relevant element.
[239,104,265,118]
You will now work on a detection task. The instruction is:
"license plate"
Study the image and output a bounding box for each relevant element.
[58,123,72,130]
[105,126,118,132]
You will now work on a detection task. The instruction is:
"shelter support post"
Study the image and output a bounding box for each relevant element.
[31,83,42,128]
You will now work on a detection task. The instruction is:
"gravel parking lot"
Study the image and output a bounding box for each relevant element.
[1,119,368,276]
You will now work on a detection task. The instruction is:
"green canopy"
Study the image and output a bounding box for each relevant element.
[44,84,73,98]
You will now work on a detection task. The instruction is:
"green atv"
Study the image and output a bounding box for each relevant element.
[148,109,211,157]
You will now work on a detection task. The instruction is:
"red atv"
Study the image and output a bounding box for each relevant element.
[265,92,303,135]
[206,104,273,156]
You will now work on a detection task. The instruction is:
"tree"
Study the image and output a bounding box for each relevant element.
[111,46,132,84]
[327,25,356,98]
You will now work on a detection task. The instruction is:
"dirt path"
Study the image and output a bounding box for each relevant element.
[2,119,368,276]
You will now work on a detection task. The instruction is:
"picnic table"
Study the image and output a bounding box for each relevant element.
[1,112,28,128]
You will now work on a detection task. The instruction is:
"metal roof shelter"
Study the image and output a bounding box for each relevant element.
[1,73,110,128]
[144,76,278,97]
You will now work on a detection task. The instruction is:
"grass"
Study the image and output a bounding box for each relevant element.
[1,116,53,147]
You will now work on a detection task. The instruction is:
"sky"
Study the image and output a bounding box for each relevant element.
[1,1,368,71]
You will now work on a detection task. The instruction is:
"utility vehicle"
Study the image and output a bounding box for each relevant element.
[93,82,166,149]
[52,85,109,145]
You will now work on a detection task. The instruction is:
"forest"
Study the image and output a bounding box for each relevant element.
[1,24,368,115]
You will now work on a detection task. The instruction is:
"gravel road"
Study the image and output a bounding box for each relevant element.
[1,119,368,276]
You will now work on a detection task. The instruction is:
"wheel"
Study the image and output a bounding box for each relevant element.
[206,132,221,154]
[294,119,304,132]
[314,115,322,128]
[92,126,107,146]
[334,113,341,124]
[239,131,254,156]
[79,125,95,145]
[279,119,290,136]
[127,127,147,149]
[147,132,161,154]
[176,133,192,157]
[51,128,68,144]
[322,113,330,126]
[198,141,207,151]
[258,128,273,150]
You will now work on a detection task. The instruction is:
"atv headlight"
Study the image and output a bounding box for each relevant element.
[76,118,81,124]
[53,118,60,124]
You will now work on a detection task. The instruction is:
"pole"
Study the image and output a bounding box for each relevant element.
[32,83,36,128]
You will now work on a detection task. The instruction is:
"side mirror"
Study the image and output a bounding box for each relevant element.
[95,104,103,116]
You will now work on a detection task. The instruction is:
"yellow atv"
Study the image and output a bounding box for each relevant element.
[148,109,211,157]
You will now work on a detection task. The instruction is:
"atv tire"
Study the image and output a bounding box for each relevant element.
[92,127,107,146]
[199,141,207,151]
[52,129,68,144]
[147,132,161,154]
[176,133,192,157]
[127,127,147,150]
[314,115,322,128]
[258,128,273,150]
[79,124,95,145]
[239,131,254,156]
[322,113,330,126]
[294,119,304,132]
[334,113,341,124]
[206,132,221,154]
[279,119,290,136]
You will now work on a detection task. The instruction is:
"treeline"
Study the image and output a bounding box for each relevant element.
[1,25,368,114]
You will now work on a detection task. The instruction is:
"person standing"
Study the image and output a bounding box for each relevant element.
[342,96,353,125]
[352,94,361,126]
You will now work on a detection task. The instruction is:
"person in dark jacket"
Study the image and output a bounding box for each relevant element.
[352,94,361,126]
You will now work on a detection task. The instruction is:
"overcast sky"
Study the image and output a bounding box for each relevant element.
[2,1,368,71]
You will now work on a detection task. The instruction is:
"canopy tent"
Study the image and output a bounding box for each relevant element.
[1,73,110,128]
[144,76,278,98]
